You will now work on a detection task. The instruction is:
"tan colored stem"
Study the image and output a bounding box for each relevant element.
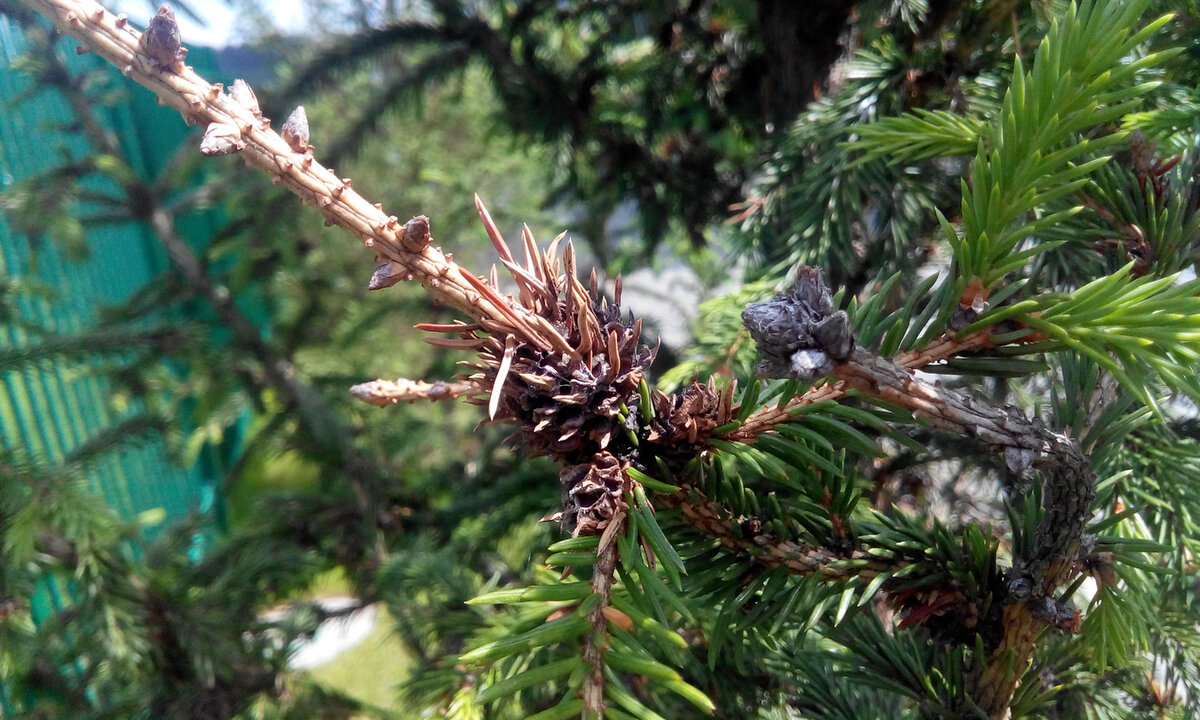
[21,0,539,342]
[582,517,622,719]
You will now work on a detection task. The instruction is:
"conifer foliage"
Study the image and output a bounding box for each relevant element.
[8,0,1200,719]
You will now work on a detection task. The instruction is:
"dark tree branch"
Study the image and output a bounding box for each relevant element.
[736,269,1096,717]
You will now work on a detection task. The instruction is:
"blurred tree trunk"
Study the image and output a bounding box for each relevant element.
[756,0,855,126]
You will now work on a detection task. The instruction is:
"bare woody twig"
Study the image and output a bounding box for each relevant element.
[660,490,902,580]
[582,517,622,718]
[348,378,483,407]
[8,10,421,572]
[20,0,551,350]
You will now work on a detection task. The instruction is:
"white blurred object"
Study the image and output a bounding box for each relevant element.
[261,597,378,669]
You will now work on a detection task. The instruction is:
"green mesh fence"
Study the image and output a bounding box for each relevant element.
[0,14,242,713]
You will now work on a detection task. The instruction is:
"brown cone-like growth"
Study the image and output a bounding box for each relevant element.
[470,298,655,465]
[410,201,732,532]
[558,452,626,537]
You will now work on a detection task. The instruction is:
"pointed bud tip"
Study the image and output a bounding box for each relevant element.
[281,106,310,152]
[140,2,183,68]
[229,78,260,114]
[368,262,404,290]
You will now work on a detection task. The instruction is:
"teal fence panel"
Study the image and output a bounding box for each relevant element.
[0,14,226,525]
[0,16,242,713]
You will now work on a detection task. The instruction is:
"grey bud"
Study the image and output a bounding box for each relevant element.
[1004,446,1035,475]
[812,311,853,361]
[789,349,834,383]
[139,5,183,69]
[1007,575,1033,600]
[281,106,310,152]
[742,266,855,381]
[368,262,404,290]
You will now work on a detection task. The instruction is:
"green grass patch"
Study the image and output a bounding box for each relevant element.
[305,604,412,712]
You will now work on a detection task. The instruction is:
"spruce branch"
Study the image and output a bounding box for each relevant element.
[582,511,622,718]
[663,490,900,581]
[852,0,1175,289]
[0,324,190,370]
[963,265,1200,405]
[16,2,1190,719]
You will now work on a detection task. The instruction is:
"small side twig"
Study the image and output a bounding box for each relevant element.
[724,330,997,442]
[663,491,903,580]
[1080,369,1120,447]
[582,515,622,718]
[349,378,482,407]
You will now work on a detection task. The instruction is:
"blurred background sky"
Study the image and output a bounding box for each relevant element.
[100,0,301,47]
